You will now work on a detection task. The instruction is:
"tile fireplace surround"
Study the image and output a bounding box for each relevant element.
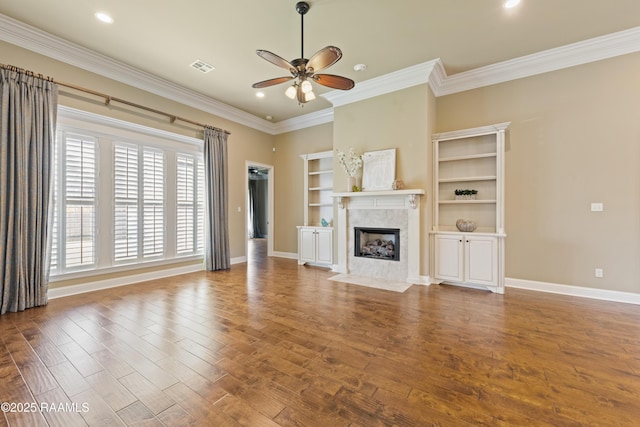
[331,189,425,284]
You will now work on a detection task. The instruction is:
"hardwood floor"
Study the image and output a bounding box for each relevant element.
[1,240,639,426]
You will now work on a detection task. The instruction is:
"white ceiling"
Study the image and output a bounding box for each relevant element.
[1,1,639,123]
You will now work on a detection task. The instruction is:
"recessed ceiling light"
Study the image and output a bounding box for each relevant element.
[504,0,521,9]
[354,64,367,72]
[256,92,265,98]
[266,115,273,121]
[95,12,113,24]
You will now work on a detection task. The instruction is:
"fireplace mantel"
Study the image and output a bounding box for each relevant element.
[331,189,425,198]
[332,189,425,210]
[331,189,425,284]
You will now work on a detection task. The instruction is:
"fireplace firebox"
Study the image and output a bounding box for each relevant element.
[354,227,400,261]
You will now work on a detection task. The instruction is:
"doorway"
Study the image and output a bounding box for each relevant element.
[246,161,274,261]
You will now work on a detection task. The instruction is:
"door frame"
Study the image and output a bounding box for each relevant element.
[245,160,274,257]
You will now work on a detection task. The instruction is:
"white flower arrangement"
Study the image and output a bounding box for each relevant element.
[336,147,363,177]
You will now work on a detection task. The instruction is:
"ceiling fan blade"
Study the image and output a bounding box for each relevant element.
[313,74,355,90]
[256,50,295,72]
[307,46,342,73]
[252,76,294,89]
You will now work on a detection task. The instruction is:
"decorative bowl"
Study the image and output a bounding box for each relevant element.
[456,219,477,232]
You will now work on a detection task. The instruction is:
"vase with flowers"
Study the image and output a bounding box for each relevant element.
[336,147,363,191]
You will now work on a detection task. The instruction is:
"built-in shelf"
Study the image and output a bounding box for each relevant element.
[439,176,497,183]
[431,122,510,294]
[299,150,334,268]
[439,153,497,162]
[300,150,333,227]
[439,200,497,204]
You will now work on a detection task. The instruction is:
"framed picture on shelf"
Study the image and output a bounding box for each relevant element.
[362,148,396,191]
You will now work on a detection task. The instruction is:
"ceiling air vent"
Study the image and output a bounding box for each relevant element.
[190,60,215,73]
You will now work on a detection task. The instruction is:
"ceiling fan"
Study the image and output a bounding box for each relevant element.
[252,1,355,105]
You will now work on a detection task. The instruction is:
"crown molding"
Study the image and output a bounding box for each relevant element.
[3,13,639,134]
[271,108,334,134]
[322,60,439,107]
[434,26,640,96]
[0,13,275,134]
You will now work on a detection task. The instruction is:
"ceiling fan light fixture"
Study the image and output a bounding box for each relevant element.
[300,80,313,94]
[285,85,297,99]
[252,1,355,106]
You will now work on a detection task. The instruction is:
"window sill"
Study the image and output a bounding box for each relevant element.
[49,255,204,283]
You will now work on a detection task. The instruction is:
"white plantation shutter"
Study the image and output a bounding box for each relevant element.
[114,144,139,262]
[143,150,164,258]
[51,112,203,278]
[114,144,165,263]
[64,135,96,268]
[176,154,195,254]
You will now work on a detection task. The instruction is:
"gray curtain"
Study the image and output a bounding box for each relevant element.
[203,127,230,270]
[248,178,267,238]
[0,67,58,314]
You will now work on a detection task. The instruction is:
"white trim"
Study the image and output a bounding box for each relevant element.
[322,60,439,107]
[3,13,639,133]
[433,26,640,96]
[245,161,275,257]
[271,108,334,134]
[48,263,203,299]
[272,251,298,260]
[417,275,432,286]
[58,106,202,147]
[506,278,640,305]
[231,256,247,264]
[0,14,274,134]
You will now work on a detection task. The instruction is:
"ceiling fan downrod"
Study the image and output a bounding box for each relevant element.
[296,2,310,59]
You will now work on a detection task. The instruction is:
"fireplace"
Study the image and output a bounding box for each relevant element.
[332,189,424,284]
[354,227,400,261]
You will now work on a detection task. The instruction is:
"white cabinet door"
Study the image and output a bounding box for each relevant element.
[434,233,498,287]
[299,228,316,264]
[434,234,463,282]
[315,228,333,265]
[465,235,498,286]
[298,227,333,266]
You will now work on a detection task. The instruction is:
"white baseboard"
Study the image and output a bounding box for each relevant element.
[230,256,247,264]
[272,251,298,260]
[48,264,204,300]
[417,275,432,286]
[506,277,640,305]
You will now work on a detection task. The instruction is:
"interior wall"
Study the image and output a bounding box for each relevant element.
[273,122,333,254]
[333,84,432,277]
[436,53,640,293]
[2,41,276,287]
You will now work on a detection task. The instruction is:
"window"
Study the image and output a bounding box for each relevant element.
[51,132,97,273]
[176,154,205,255]
[114,144,139,262]
[51,107,204,278]
[114,144,165,263]
[143,150,165,258]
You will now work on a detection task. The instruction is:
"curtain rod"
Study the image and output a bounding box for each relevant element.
[1,63,230,135]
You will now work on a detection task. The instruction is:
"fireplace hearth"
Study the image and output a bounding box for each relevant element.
[354,227,400,261]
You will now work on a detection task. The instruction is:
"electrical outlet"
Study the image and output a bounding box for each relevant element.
[595,268,604,278]
[591,203,604,212]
